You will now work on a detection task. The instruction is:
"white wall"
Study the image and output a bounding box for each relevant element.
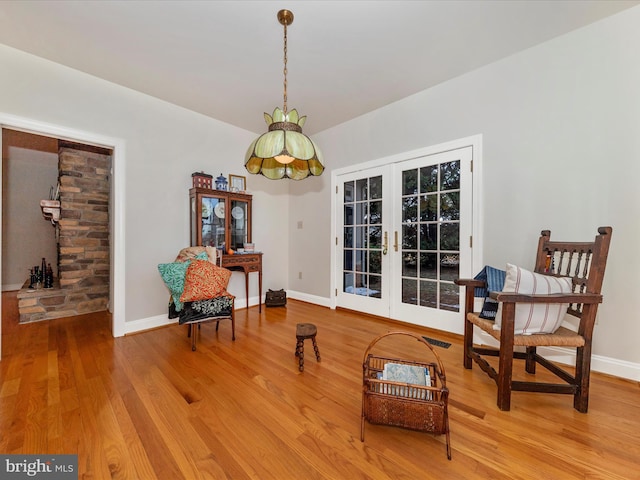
[1,6,639,375]
[0,44,290,326]
[292,6,640,370]
[2,147,58,290]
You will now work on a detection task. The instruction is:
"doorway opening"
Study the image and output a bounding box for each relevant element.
[0,113,125,361]
[3,129,113,322]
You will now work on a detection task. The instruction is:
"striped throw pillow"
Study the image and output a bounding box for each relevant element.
[494,263,573,335]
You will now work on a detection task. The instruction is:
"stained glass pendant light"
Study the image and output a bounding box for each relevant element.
[244,9,324,180]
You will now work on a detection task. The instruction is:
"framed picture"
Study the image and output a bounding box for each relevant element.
[229,174,246,193]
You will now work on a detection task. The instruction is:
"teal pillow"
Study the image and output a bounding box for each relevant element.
[158,262,190,312]
[158,251,208,311]
[195,251,209,261]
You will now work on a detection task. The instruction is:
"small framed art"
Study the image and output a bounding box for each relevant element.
[229,174,246,193]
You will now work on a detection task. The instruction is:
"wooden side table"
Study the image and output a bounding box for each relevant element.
[220,253,263,312]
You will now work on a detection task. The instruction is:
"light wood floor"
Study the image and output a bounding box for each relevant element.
[1,291,639,479]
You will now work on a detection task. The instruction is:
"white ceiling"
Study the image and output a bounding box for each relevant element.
[0,1,637,135]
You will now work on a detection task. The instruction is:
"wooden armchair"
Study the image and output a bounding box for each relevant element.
[455,226,612,412]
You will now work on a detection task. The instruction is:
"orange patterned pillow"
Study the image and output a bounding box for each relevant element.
[180,260,232,303]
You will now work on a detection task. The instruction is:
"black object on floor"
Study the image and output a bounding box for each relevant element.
[423,336,451,349]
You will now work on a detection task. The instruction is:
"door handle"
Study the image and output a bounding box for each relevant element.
[394,231,399,252]
[383,231,388,255]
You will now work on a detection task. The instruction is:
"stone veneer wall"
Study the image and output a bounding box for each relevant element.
[58,142,111,314]
[17,142,111,322]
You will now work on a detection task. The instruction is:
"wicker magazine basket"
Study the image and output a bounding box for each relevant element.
[361,331,451,459]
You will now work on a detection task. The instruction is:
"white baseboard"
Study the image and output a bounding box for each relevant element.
[539,346,640,382]
[2,283,24,292]
[233,295,260,310]
[123,295,270,335]
[286,290,331,308]
[123,313,177,335]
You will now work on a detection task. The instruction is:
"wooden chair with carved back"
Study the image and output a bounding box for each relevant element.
[455,226,612,412]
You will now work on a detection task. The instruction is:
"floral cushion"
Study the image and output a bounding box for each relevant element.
[175,246,217,264]
[158,251,209,312]
[169,295,235,324]
[180,259,232,303]
[494,263,573,335]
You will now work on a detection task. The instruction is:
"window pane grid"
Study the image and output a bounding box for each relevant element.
[401,162,460,311]
[343,176,383,297]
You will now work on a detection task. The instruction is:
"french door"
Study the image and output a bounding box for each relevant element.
[336,165,392,316]
[335,146,474,334]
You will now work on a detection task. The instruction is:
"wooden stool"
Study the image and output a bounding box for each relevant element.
[295,323,321,372]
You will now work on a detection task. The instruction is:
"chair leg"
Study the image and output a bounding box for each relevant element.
[463,316,474,369]
[574,345,591,413]
[496,303,516,411]
[525,346,537,374]
[461,286,475,370]
[496,348,514,411]
[191,324,198,351]
[231,309,236,341]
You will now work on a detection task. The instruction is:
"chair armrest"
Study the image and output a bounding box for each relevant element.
[491,291,602,304]
[454,278,486,288]
[456,278,487,316]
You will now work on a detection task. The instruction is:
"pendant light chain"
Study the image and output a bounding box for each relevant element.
[282,20,288,115]
[244,9,325,180]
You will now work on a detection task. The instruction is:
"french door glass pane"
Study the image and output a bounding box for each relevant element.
[344,205,354,225]
[369,275,382,299]
[402,197,417,222]
[402,170,418,195]
[343,249,353,270]
[420,194,437,221]
[421,165,438,192]
[400,161,461,311]
[356,179,367,200]
[440,192,460,220]
[369,226,382,248]
[343,175,384,298]
[402,253,417,277]
[402,224,417,249]
[440,253,459,282]
[420,224,437,250]
[441,223,459,250]
[402,278,417,305]
[370,200,382,223]
[441,161,461,190]
[370,251,382,274]
[420,253,437,279]
[440,283,459,312]
[420,280,437,308]
[370,176,382,199]
[344,182,354,202]
[344,272,354,290]
[355,226,367,248]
